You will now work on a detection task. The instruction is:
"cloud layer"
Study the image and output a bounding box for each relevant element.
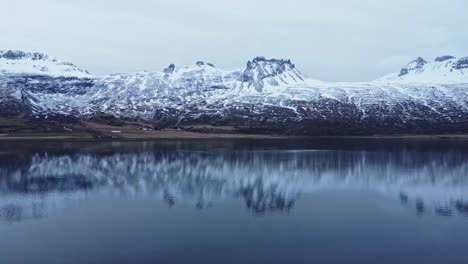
[1,0,467,81]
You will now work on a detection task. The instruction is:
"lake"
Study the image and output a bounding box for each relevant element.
[0,139,468,264]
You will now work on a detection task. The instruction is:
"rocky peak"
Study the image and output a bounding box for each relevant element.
[435,55,456,62]
[243,57,296,82]
[0,50,52,61]
[163,64,176,74]
[241,57,305,92]
[195,61,215,68]
[0,49,91,78]
[250,57,295,69]
[453,57,468,70]
[399,57,427,77]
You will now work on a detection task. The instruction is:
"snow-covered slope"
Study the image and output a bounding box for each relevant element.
[1,50,468,135]
[378,56,468,83]
[0,50,92,78]
[240,57,306,93]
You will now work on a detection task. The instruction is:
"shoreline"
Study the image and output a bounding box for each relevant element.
[2,119,468,141]
[1,131,468,141]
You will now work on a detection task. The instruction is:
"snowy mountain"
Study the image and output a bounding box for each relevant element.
[1,50,468,135]
[0,50,92,78]
[241,57,305,93]
[378,55,468,83]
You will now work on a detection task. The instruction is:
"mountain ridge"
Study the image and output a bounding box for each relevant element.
[1,50,468,136]
[0,49,92,78]
[378,55,468,83]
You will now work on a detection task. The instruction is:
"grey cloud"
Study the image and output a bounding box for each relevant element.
[0,0,467,81]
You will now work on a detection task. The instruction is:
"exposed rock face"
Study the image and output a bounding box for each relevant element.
[163,64,175,74]
[0,49,91,77]
[435,55,456,62]
[453,57,468,70]
[0,50,50,61]
[399,57,427,76]
[242,57,304,92]
[380,55,466,83]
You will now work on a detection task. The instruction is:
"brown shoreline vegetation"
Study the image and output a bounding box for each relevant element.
[1,118,468,141]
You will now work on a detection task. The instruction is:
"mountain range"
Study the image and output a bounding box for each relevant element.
[1,49,468,135]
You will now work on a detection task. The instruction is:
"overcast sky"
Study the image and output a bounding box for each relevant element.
[1,0,467,81]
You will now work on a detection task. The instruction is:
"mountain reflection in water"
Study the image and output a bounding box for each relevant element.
[1,139,468,223]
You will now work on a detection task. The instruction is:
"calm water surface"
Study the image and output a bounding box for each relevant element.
[0,139,468,264]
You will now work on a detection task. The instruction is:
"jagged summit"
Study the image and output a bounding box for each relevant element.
[242,57,305,92]
[195,61,216,68]
[0,50,52,61]
[2,50,468,135]
[251,56,295,65]
[163,64,175,74]
[398,57,427,77]
[0,49,91,78]
[380,55,468,83]
[435,55,456,62]
[162,61,220,77]
[453,57,468,69]
[246,57,296,72]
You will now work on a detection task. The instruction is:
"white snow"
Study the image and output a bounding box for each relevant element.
[0,50,92,78]
[2,50,468,122]
[377,56,468,83]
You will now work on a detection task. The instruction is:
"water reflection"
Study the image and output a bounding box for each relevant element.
[1,140,468,223]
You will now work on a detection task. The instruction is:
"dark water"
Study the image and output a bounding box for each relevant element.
[0,139,468,264]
